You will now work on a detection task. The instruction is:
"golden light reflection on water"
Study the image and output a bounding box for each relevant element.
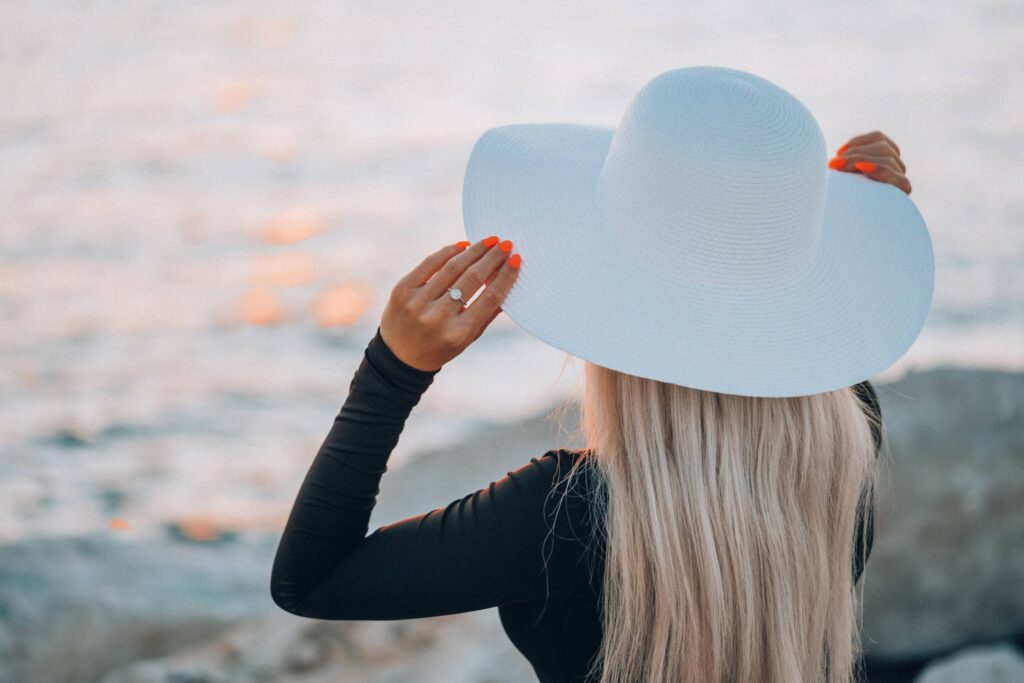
[234,199,379,328]
[177,515,221,542]
[169,508,291,541]
[239,287,287,326]
[261,204,329,245]
[313,280,374,328]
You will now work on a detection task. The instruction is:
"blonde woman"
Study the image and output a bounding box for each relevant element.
[272,67,933,682]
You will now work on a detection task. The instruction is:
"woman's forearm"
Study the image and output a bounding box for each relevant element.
[269,326,439,614]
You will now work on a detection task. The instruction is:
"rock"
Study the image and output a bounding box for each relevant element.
[861,368,1024,660]
[915,643,1024,683]
[0,535,280,683]
[97,611,534,683]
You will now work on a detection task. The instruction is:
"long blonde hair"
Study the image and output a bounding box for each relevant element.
[556,360,879,683]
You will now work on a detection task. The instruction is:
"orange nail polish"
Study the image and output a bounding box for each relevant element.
[483,236,499,247]
[828,157,846,170]
[455,240,471,249]
[854,161,876,173]
[499,240,513,253]
[837,143,850,155]
[508,254,522,269]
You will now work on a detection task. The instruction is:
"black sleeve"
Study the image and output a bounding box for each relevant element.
[851,380,882,583]
[269,326,593,620]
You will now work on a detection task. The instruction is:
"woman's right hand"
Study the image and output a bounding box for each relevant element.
[379,236,521,372]
[828,131,911,195]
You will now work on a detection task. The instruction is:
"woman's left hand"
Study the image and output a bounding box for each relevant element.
[379,236,522,372]
[828,131,912,195]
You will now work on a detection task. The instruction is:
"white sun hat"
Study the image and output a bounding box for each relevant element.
[461,66,934,398]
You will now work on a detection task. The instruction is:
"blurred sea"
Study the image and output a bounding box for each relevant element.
[1,0,1021,544]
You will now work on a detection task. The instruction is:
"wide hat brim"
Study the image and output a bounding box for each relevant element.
[462,124,935,397]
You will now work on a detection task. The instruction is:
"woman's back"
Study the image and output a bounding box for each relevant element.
[270,326,883,682]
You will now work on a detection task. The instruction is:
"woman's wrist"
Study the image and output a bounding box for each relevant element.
[365,325,441,397]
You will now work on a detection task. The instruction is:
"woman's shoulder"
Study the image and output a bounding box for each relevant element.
[511,448,603,535]
[496,448,596,500]
[534,448,601,494]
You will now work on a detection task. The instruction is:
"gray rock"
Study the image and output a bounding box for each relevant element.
[97,611,534,683]
[0,535,280,683]
[861,368,1024,659]
[915,644,1024,683]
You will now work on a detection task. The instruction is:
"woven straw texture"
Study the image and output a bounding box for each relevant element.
[462,66,934,397]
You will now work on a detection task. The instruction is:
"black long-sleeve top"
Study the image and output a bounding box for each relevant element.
[270,327,882,682]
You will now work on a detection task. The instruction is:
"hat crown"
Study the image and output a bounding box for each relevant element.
[597,67,829,288]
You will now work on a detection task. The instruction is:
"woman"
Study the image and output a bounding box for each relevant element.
[272,67,933,682]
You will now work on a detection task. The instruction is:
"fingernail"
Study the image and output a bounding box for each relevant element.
[455,240,471,249]
[499,239,513,253]
[828,157,846,170]
[854,161,876,173]
[508,254,522,269]
[483,236,499,247]
[837,143,850,156]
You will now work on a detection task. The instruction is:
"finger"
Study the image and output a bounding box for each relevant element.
[461,252,521,331]
[837,130,901,157]
[478,243,516,285]
[852,155,903,177]
[833,156,911,194]
[396,240,474,289]
[440,239,514,305]
[828,154,903,177]
[839,140,905,172]
[419,235,500,299]
[859,164,912,194]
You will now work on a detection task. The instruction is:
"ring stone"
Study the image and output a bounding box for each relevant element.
[448,287,463,301]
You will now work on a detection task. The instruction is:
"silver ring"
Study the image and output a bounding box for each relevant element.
[447,287,468,305]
